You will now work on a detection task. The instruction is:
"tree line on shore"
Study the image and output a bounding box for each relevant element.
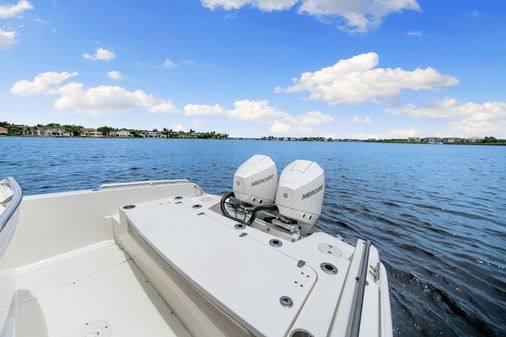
[0,122,229,139]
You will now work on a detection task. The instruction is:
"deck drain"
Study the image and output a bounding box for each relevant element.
[279,296,293,308]
[269,239,283,248]
[122,205,135,209]
[192,204,202,209]
[234,223,245,230]
[60,320,111,337]
[174,196,183,200]
[320,262,338,275]
[290,329,314,337]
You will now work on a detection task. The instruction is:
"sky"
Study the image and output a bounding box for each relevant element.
[1,0,505,138]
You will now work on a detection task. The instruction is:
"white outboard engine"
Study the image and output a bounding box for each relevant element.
[233,155,278,206]
[275,160,325,234]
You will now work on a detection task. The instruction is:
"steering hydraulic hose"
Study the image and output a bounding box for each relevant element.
[220,191,277,226]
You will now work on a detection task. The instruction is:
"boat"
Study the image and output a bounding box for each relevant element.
[0,155,392,337]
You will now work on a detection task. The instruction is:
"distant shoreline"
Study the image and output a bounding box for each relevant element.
[2,135,505,146]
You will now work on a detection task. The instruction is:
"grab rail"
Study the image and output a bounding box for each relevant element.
[0,177,23,233]
[94,179,190,191]
[347,239,371,337]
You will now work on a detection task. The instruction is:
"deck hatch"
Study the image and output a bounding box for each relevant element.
[123,199,317,337]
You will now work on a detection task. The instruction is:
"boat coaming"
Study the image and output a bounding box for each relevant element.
[0,180,392,337]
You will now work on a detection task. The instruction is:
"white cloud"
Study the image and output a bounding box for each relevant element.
[202,0,297,11]
[184,104,225,116]
[352,116,372,124]
[406,30,423,36]
[163,58,177,69]
[54,84,176,115]
[0,29,16,48]
[33,17,49,24]
[11,71,177,115]
[388,99,506,136]
[201,0,420,32]
[389,128,419,138]
[0,0,33,19]
[173,123,186,132]
[181,59,196,65]
[107,71,123,80]
[184,99,334,133]
[83,48,115,61]
[298,0,420,33]
[275,52,458,104]
[227,99,287,121]
[10,71,78,95]
[297,110,334,125]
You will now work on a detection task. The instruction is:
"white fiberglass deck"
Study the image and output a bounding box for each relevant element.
[123,197,317,337]
[15,241,190,337]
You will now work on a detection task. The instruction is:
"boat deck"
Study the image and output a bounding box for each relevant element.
[15,241,190,337]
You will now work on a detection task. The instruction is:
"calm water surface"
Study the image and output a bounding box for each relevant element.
[1,137,505,337]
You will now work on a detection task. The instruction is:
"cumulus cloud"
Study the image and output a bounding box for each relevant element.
[10,71,78,95]
[184,99,334,133]
[388,98,506,136]
[184,104,224,116]
[107,71,123,80]
[0,29,16,48]
[0,0,33,19]
[11,71,177,115]
[275,52,458,104]
[352,116,372,124]
[163,58,177,69]
[201,0,420,32]
[83,48,115,61]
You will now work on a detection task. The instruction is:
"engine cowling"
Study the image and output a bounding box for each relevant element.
[275,160,324,234]
[233,155,278,206]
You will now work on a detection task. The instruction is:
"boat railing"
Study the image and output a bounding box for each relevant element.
[347,239,371,337]
[0,177,23,234]
[93,179,190,191]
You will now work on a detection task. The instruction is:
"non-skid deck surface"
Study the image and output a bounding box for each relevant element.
[15,241,190,337]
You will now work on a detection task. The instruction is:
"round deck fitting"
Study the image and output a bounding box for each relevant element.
[279,296,293,308]
[269,239,283,248]
[234,223,245,230]
[290,329,314,337]
[320,262,338,275]
[122,205,135,209]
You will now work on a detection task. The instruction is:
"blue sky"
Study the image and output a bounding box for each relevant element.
[1,0,505,138]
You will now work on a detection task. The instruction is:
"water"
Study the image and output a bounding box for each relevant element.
[1,137,505,337]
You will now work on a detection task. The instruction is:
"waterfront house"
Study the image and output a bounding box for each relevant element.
[465,137,484,143]
[0,127,7,135]
[422,137,442,144]
[36,128,72,137]
[81,128,103,137]
[141,131,162,138]
[442,137,463,143]
[110,130,132,137]
[408,137,421,142]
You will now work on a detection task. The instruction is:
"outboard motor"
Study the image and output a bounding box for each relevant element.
[220,155,278,225]
[275,160,324,234]
[220,156,324,236]
[233,155,278,206]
